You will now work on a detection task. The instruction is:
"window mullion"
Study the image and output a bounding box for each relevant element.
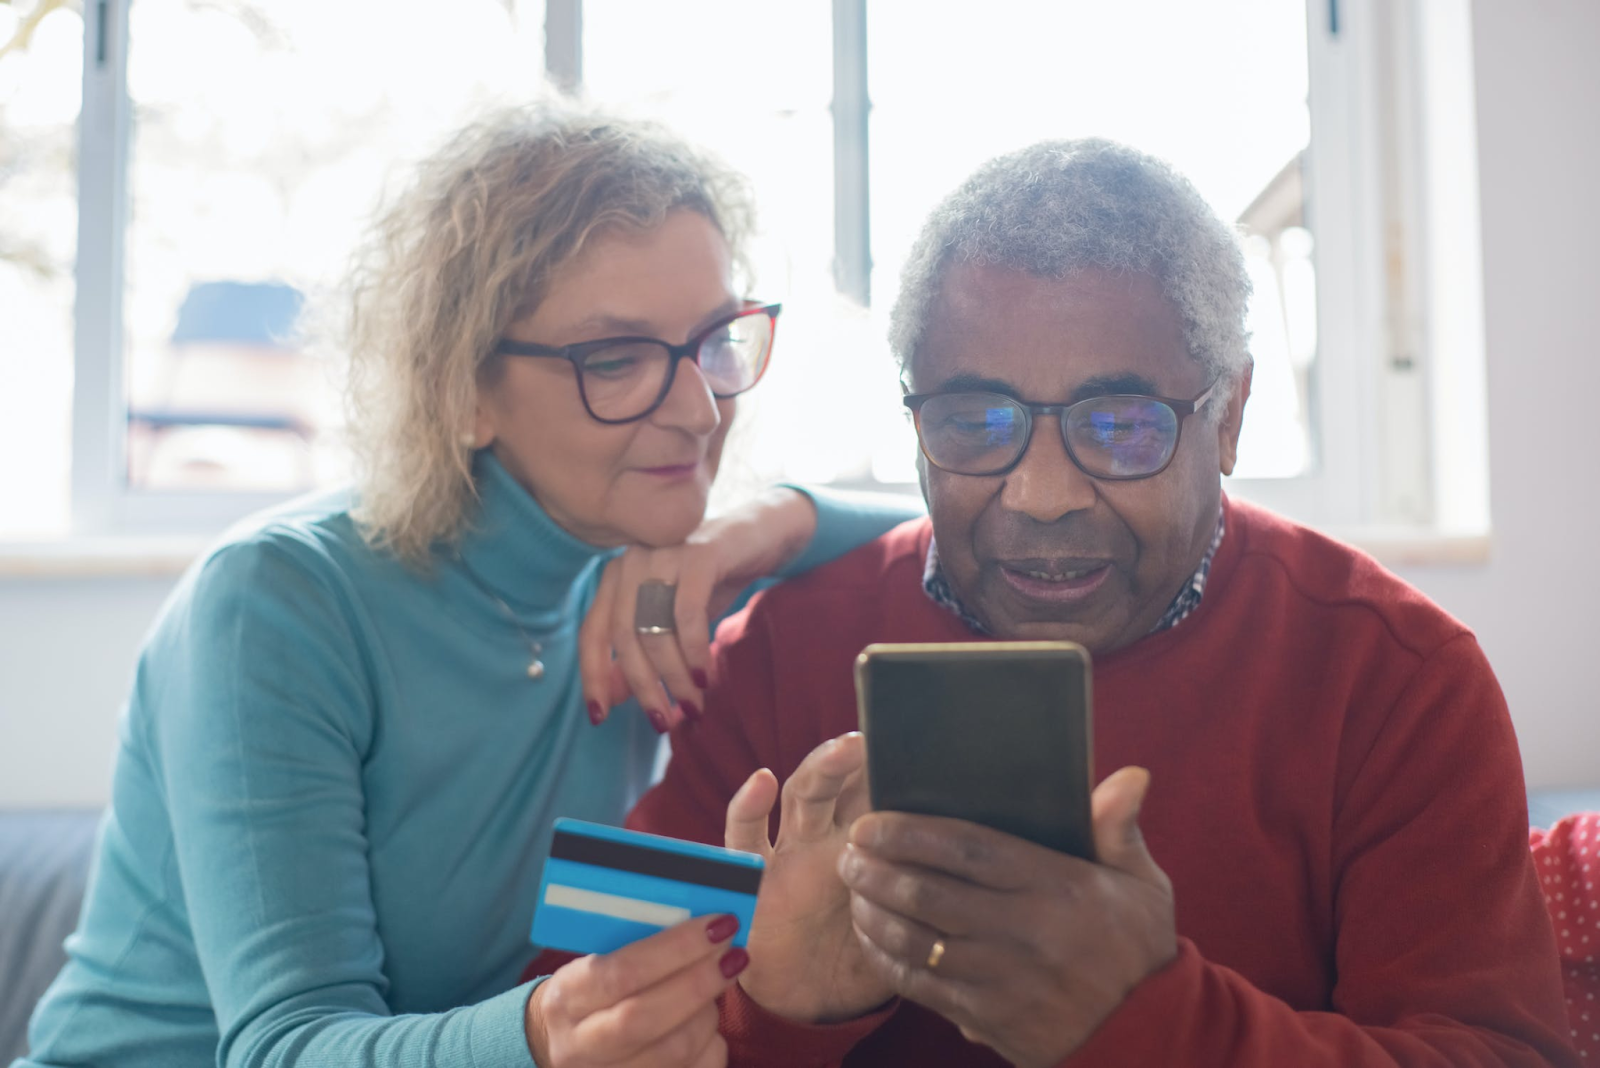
[544,0,582,94]
[831,0,870,305]
[70,0,132,535]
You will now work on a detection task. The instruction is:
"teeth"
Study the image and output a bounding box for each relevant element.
[1023,567,1095,581]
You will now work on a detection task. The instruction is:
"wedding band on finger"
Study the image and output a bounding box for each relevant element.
[634,580,678,635]
[925,937,947,971]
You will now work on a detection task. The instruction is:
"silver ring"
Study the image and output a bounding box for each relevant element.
[634,581,678,635]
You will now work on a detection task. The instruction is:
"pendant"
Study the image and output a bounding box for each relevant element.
[527,660,545,680]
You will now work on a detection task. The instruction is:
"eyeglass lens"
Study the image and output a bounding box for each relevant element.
[576,311,774,421]
[917,392,1181,478]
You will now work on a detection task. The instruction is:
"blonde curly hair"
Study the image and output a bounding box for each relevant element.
[341,102,755,567]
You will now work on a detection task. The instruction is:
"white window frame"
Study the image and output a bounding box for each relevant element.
[67,0,574,536]
[70,0,327,535]
[1222,0,1399,530]
[64,0,1485,545]
[1226,0,1489,542]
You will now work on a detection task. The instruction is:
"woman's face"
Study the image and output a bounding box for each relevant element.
[475,209,739,548]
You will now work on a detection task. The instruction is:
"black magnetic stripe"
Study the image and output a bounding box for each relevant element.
[550,831,762,895]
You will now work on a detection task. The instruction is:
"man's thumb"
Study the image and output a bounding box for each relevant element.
[1090,766,1160,882]
[725,768,779,861]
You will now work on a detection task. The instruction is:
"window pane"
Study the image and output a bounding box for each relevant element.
[0,1,81,538]
[122,0,546,493]
[583,2,910,494]
[584,0,834,302]
[870,0,1314,479]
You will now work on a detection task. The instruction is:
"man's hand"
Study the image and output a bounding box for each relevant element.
[723,733,898,1023]
[838,767,1176,1068]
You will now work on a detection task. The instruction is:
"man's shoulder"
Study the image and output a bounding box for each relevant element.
[1227,498,1470,656]
[719,517,934,644]
[772,514,931,597]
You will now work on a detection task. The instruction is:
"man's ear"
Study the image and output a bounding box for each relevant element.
[1216,358,1253,477]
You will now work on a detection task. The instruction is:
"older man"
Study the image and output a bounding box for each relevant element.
[628,140,1576,1067]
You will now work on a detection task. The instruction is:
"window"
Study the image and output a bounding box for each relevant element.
[0,0,79,539]
[865,1,1316,484]
[2,0,1482,541]
[26,0,548,535]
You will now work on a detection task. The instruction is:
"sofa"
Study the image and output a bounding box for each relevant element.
[5,794,1600,1062]
[1,810,98,1065]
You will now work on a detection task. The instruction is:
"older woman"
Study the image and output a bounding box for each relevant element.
[17,105,917,1068]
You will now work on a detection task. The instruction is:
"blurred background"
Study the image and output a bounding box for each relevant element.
[0,0,1595,807]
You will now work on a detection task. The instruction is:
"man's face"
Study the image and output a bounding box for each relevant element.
[909,264,1249,653]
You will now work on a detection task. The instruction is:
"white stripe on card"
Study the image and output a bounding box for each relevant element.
[543,883,692,928]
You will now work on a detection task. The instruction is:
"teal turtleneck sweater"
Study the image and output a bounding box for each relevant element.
[17,456,920,1068]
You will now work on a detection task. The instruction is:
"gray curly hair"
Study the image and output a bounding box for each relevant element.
[341,102,755,567]
[888,138,1251,413]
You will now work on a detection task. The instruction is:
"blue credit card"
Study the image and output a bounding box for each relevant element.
[530,818,763,956]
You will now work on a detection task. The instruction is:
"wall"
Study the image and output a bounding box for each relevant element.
[1,1,1597,807]
[0,575,173,807]
[1393,0,1600,790]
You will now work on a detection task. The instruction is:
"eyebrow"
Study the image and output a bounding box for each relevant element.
[567,298,743,343]
[924,370,1165,402]
[1068,373,1163,402]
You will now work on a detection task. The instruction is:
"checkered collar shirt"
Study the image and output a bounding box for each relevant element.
[922,509,1228,638]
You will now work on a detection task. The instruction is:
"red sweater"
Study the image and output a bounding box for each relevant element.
[628,499,1577,1067]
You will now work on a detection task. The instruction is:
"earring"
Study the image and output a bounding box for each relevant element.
[459,432,478,449]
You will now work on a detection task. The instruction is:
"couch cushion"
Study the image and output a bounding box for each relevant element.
[1530,812,1600,1062]
[1529,789,1600,830]
[0,810,100,1065]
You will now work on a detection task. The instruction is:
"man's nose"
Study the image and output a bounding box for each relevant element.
[998,416,1097,522]
[651,356,722,437]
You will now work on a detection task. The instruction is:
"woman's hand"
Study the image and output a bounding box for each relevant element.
[524,913,749,1068]
[578,488,816,731]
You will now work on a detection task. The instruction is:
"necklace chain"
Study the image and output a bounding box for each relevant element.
[455,553,546,680]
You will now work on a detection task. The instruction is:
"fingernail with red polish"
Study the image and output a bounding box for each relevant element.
[719,947,750,979]
[706,915,739,944]
[692,668,709,690]
[679,700,701,722]
[646,709,668,733]
[587,700,605,726]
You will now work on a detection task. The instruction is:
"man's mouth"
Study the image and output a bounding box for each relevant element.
[1014,565,1101,581]
[997,560,1114,603]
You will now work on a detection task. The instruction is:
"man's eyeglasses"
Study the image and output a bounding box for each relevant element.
[902,381,1219,481]
[494,302,781,424]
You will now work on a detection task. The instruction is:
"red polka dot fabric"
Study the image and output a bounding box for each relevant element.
[1531,812,1600,1060]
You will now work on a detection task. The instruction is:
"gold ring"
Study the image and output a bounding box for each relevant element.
[925,938,947,971]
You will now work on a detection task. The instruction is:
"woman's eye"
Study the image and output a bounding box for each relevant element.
[583,358,637,380]
[582,349,649,378]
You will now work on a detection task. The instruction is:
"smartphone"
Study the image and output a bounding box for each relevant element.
[854,641,1095,860]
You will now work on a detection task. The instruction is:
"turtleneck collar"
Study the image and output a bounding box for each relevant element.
[453,451,617,618]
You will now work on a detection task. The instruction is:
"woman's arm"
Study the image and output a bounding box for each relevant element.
[151,539,740,1068]
[152,539,540,1068]
[579,487,922,728]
